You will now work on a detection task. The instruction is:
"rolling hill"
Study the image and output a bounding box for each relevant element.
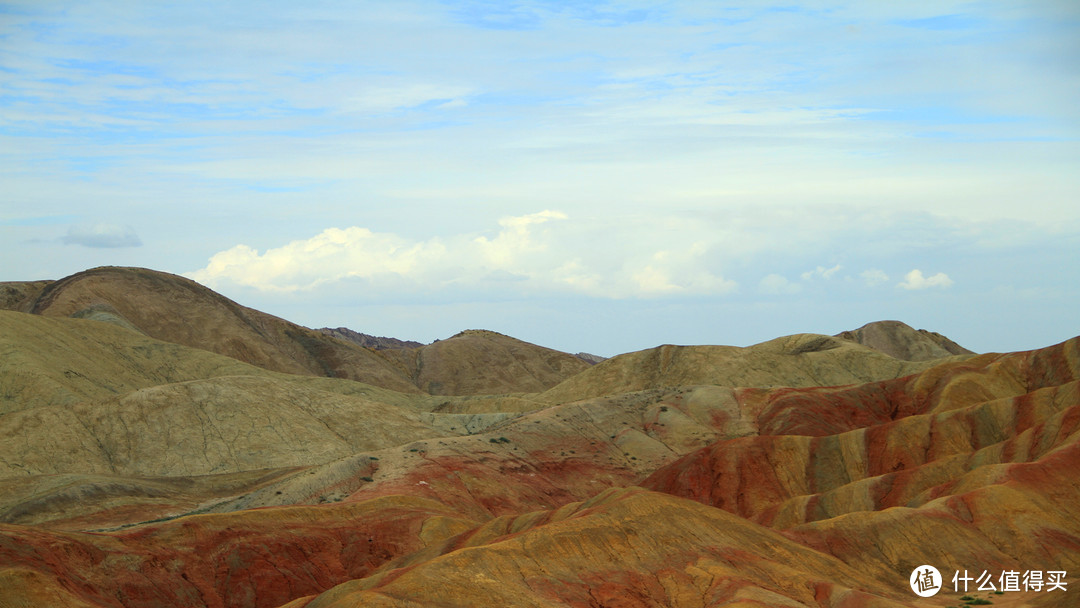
[1,266,590,395]
[0,265,1075,608]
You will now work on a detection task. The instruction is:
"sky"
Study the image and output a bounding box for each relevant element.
[2,1,1078,357]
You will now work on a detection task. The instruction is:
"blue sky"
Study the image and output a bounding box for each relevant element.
[2,1,1078,356]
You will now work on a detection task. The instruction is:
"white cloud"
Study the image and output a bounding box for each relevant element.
[897,269,954,290]
[62,223,142,248]
[860,268,889,286]
[633,265,682,295]
[473,210,567,268]
[185,210,737,299]
[800,264,842,281]
[186,226,445,292]
[759,274,802,295]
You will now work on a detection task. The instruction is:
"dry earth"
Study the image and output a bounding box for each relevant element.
[0,267,1076,608]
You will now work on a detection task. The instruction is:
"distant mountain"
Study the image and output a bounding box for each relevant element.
[573,352,608,365]
[318,326,425,350]
[835,319,974,361]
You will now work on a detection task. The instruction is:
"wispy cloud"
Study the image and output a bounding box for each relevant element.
[62,222,142,248]
[860,269,889,286]
[1,1,1077,354]
[759,273,802,295]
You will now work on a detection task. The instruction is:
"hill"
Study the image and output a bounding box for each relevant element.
[835,320,974,361]
[12,266,421,392]
[377,329,591,395]
[5,267,589,396]
[535,333,962,405]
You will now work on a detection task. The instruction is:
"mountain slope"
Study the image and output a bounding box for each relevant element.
[0,495,477,608]
[0,310,280,413]
[298,487,916,608]
[0,374,451,478]
[645,337,1079,521]
[0,280,51,311]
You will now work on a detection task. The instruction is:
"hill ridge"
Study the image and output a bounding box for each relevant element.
[14,266,590,396]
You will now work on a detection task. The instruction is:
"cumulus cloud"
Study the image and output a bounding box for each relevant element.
[186,210,737,299]
[186,226,445,292]
[897,269,954,290]
[472,210,568,268]
[62,223,142,248]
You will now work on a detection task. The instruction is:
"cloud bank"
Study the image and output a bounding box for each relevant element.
[187,210,737,299]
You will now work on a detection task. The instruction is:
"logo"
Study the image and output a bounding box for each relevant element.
[910,565,942,597]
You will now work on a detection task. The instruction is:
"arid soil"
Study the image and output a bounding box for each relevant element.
[0,267,1075,608]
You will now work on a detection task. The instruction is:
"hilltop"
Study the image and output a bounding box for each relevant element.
[835,319,974,361]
